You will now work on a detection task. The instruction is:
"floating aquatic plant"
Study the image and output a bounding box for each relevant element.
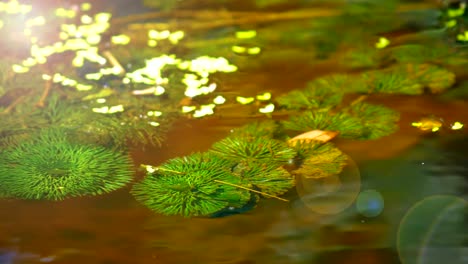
[232,161,294,196]
[131,153,252,217]
[363,63,456,94]
[210,136,296,166]
[276,75,347,110]
[348,102,400,139]
[283,102,399,140]
[283,110,364,139]
[229,120,285,140]
[0,129,134,200]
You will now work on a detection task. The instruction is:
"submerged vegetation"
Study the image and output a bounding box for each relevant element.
[0,0,466,217]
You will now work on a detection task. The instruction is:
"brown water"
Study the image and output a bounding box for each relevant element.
[1,1,468,264]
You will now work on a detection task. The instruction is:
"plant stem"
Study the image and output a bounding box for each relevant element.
[36,79,52,108]
[214,179,289,202]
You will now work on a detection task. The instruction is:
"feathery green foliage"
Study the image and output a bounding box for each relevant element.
[0,129,134,200]
[232,162,294,196]
[210,136,296,166]
[229,120,285,140]
[348,102,400,140]
[363,63,456,94]
[131,153,251,217]
[283,102,399,140]
[276,75,348,110]
[283,111,364,139]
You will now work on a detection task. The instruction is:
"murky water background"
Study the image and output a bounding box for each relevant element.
[1,1,467,263]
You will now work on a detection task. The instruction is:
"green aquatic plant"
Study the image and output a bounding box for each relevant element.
[283,102,399,140]
[363,63,456,94]
[210,136,296,166]
[276,74,371,110]
[276,75,347,110]
[348,102,400,140]
[387,44,452,64]
[131,153,252,217]
[232,162,294,196]
[0,129,134,200]
[229,120,285,140]
[283,110,364,139]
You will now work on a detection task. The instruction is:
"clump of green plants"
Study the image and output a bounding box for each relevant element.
[282,102,399,140]
[210,136,296,166]
[131,152,253,217]
[276,74,353,110]
[363,63,456,94]
[0,129,134,200]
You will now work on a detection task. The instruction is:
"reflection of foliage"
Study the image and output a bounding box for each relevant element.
[387,44,452,64]
[0,129,134,200]
[283,102,399,140]
[131,153,251,217]
[440,80,468,100]
[291,142,348,179]
[210,136,296,166]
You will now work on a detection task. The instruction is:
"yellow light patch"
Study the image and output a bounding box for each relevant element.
[169,30,184,44]
[86,34,101,45]
[111,34,131,45]
[81,3,92,11]
[236,96,255,105]
[247,47,261,55]
[76,84,93,91]
[149,121,160,127]
[26,16,46,27]
[147,111,162,117]
[213,95,226,104]
[375,37,390,49]
[451,121,464,130]
[36,56,47,64]
[12,64,29,73]
[85,72,102,80]
[96,98,106,103]
[193,104,215,118]
[235,30,257,39]
[447,6,465,18]
[142,164,157,173]
[95,13,111,23]
[154,86,165,95]
[22,57,37,67]
[92,104,123,114]
[42,74,52,80]
[232,45,247,53]
[148,39,157,47]
[259,103,275,113]
[256,92,271,101]
[81,15,93,24]
[457,31,468,42]
[182,106,197,113]
[445,19,457,28]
